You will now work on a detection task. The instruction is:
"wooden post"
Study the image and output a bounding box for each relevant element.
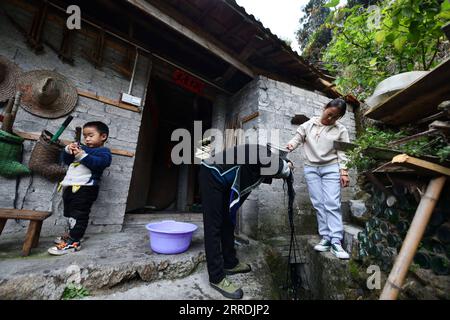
[22,220,40,256]
[379,176,447,300]
[32,221,43,248]
[0,218,7,235]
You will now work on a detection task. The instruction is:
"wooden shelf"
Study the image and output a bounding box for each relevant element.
[364,58,450,125]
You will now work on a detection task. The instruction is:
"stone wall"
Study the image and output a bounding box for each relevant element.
[228,76,357,240]
[0,2,150,236]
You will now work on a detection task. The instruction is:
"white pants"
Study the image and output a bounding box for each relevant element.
[304,163,343,244]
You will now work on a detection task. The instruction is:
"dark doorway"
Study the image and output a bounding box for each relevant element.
[126,76,212,213]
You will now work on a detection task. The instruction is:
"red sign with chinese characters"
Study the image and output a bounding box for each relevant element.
[172,69,205,95]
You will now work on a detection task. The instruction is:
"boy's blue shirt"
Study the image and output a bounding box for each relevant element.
[62,145,112,185]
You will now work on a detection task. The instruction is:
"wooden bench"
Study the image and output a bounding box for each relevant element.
[0,208,51,256]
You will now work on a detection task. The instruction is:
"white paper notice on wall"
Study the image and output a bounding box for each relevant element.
[121,93,142,107]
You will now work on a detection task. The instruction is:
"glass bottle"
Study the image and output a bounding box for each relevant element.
[379,221,391,236]
[387,233,402,249]
[370,231,383,244]
[374,243,385,258]
[437,222,450,245]
[430,254,450,275]
[385,208,399,224]
[413,250,431,269]
[357,230,369,246]
[381,247,396,267]
[396,219,410,237]
[367,240,377,256]
[358,247,368,260]
[365,220,372,235]
[430,238,446,255]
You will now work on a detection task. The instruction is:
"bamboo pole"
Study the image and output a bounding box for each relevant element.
[0,97,14,132]
[379,176,447,300]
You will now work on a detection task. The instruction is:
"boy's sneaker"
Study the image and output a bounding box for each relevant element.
[53,233,69,244]
[314,238,331,252]
[48,240,81,256]
[330,242,350,260]
[224,262,252,275]
[54,234,83,245]
[210,278,243,299]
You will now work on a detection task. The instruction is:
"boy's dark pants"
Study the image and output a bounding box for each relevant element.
[63,186,99,242]
[199,166,239,284]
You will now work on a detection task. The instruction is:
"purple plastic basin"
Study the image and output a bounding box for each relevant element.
[145,220,198,254]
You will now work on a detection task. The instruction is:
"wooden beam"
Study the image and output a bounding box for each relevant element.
[77,90,141,113]
[126,0,255,78]
[241,111,259,124]
[198,2,217,23]
[220,35,260,83]
[391,154,450,177]
[13,130,135,157]
[220,22,246,41]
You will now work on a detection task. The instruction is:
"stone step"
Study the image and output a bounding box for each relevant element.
[83,241,274,300]
[343,223,363,255]
[0,215,274,300]
[0,229,205,299]
[264,223,363,300]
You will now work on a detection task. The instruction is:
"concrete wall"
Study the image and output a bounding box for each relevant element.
[0,2,150,236]
[228,76,357,240]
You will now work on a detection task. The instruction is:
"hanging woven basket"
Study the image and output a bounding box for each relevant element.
[0,130,31,178]
[28,130,66,181]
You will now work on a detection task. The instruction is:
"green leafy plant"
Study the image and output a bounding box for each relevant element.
[321,0,450,99]
[409,262,420,273]
[346,127,449,171]
[436,145,450,162]
[62,283,90,300]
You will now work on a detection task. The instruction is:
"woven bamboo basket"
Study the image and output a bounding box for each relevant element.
[28,130,66,181]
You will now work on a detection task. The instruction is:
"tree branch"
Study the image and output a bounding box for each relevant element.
[426,38,440,70]
[342,31,370,52]
[421,42,427,70]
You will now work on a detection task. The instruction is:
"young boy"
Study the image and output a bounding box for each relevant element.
[48,121,112,256]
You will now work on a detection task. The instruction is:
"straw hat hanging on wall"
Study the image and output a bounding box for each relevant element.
[17,70,78,119]
[0,55,22,103]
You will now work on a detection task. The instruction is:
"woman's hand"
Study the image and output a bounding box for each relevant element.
[286,143,294,152]
[287,161,294,172]
[340,170,349,188]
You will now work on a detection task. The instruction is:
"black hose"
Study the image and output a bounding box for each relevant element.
[284,170,302,300]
